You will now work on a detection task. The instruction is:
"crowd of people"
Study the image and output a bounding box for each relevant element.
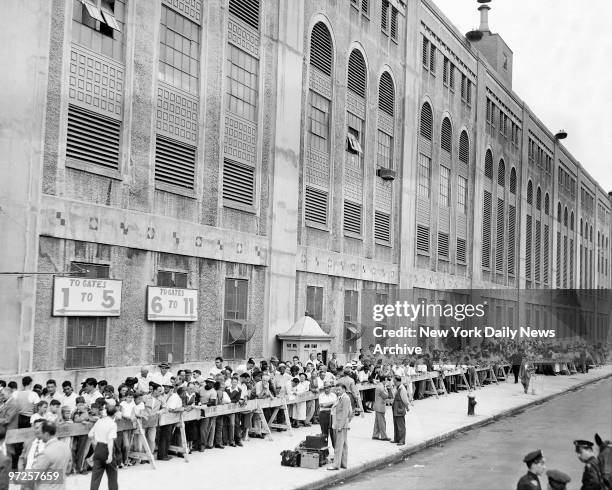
[0,340,609,488]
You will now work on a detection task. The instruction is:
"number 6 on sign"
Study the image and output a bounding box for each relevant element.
[147,286,198,322]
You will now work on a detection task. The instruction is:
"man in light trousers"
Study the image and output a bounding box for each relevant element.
[327,383,353,470]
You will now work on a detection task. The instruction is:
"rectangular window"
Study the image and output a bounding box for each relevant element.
[449,64,455,91]
[457,175,467,213]
[381,0,389,33]
[429,45,436,74]
[306,286,323,324]
[72,0,126,61]
[308,90,330,152]
[417,154,431,198]
[461,74,466,100]
[439,166,450,207]
[438,232,449,259]
[223,278,249,360]
[466,79,472,104]
[482,190,492,268]
[376,130,393,169]
[159,5,200,94]
[226,44,259,122]
[346,112,364,167]
[344,290,359,353]
[374,211,391,243]
[443,57,449,86]
[416,225,429,254]
[390,7,398,41]
[154,322,185,363]
[457,238,467,263]
[422,36,429,69]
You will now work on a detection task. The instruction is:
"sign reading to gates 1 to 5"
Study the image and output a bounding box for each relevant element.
[52,277,122,316]
[147,287,198,322]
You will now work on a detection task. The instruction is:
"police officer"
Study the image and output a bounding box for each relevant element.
[546,469,571,490]
[517,449,547,490]
[574,440,604,490]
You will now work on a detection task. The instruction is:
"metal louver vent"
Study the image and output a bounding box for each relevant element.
[527,180,533,204]
[482,190,492,268]
[378,72,394,116]
[420,103,433,140]
[508,205,516,275]
[362,0,369,14]
[416,225,429,254]
[229,0,259,30]
[155,135,196,190]
[496,198,504,272]
[536,187,542,210]
[223,159,255,206]
[510,167,517,194]
[422,36,429,67]
[544,193,550,215]
[66,104,121,170]
[459,131,469,164]
[457,238,467,263]
[543,225,549,283]
[526,215,532,278]
[375,211,391,242]
[305,187,328,226]
[310,22,333,76]
[438,232,449,258]
[347,50,366,98]
[535,219,541,282]
[343,201,362,236]
[441,118,452,153]
[497,160,505,186]
[484,150,493,179]
[381,0,389,31]
[390,7,398,39]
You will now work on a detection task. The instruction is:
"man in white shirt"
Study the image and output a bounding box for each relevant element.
[318,382,337,449]
[136,366,152,393]
[89,404,118,490]
[151,363,173,387]
[209,357,224,378]
[15,376,40,428]
[41,380,63,405]
[82,378,103,407]
[18,419,45,470]
[60,381,78,414]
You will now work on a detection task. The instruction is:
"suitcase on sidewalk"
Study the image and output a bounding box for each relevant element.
[305,434,327,450]
[280,449,301,467]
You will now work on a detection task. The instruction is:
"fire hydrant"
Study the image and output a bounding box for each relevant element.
[467,393,477,416]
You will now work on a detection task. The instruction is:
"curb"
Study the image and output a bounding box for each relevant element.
[293,371,612,490]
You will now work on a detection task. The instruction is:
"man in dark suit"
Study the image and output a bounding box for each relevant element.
[0,425,10,490]
[0,388,19,469]
[574,439,604,490]
[391,376,411,446]
[516,449,546,490]
[31,421,71,490]
[372,376,391,441]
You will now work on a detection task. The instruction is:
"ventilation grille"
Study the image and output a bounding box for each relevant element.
[381,0,389,31]
[544,194,550,215]
[496,198,504,272]
[556,232,561,285]
[510,167,517,194]
[535,220,541,282]
[416,225,429,254]
[536,188,542,210]
[379,72,394,116]
[223,159,255,206]
[441,118,452,153]
[310,22,332,76]
[459,131,469,164]
[421,36,429,67]
[66,104,121,170]
[155,135,196,190]
[457,238,467,263]
[482,190,492,268]
[343,201,362,235]
[390,6,398,39]
[508,205,516,275]
[375,211,391,242]
[420,103,433,140]
[229,0,259,30]
[347,50,366,98]
[497,160,505,186]
[362,0,369,14]
[526,215,532,278]
[305,187,328,226]
[484,150,493,179]
[527,181,533,204]
[438,232,449,258]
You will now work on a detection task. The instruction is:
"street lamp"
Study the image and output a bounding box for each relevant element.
[555,130,568,140]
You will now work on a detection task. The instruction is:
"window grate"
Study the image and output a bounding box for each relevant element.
[66,104,121,170]
[535,220,541,282]
[438,232,449,258]
[441,118,452,153]
[482,190,492,268]
[484,150,493,179]
[457,238,467,263]
[420,103,433,140]
[510,167,517,194]
[508,205,516,275]
[497,159,505,187]
[443,57,449,85]
[416,225,429,254]
[381,0,389,32]
[228,0,259,30]
[310,22,333,76]
[526,215,532,278]
[343,201,362,236]
[347,50,366,98]
[496,198,504,272]
[375,211,391,242]
[223,159,255,206]
[429,45,436,74]
[378,72,394,116]
[305,187,328,226]
[390,7,398,40]
[459,131,469,164]
[421,36,429,68]
[544,193,550,215]
[536,187,542,210]
[527,180,533,205]
[155,135,196,190]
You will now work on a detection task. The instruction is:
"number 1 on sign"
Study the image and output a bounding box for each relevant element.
[184,297,194,315]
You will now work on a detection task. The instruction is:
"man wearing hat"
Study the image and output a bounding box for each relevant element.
[198,378,217,450]
[546,470,571,490]
[336,366,363,415]
[151,363,173,387]
[517,449,546,490]
[574,440,604,490]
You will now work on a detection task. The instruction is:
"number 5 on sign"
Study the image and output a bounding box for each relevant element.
[147,286,198,322]
[52,277,122,316]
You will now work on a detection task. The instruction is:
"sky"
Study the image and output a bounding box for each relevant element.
[431,0,612,193]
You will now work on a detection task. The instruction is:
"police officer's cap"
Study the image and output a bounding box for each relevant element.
[523,449,543,465]
[158,362,170,368]
[547,469,571,484]
[573,440,594,450]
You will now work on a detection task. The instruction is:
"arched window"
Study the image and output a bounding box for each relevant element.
[229,0,260,30]
[536,187,541,210]
[459,131,469,165]
[347,49,366,98]
[570,211,574,231]
[484,150,493,179]
[498,159,505,186]
[527,180,533,204]
[309,22,333,76]
[378,71,394,116]
[441,118,452,153]
[510,167,517,194]
[420,103,433,140]
[557,202,562,223]
[564,207,568,227]
[580,218,583,237]
[544,193,550,215]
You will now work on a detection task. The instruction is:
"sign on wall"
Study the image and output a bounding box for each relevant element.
[147,286,198,322]
[52,277,122,316]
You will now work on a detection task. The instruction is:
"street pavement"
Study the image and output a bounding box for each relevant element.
[61,366,612,490]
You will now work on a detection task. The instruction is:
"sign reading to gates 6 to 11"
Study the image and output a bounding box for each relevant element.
[52,277,122,316]
[147,286,198,322]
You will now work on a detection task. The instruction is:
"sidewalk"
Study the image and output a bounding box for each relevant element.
[64,366,612,490]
